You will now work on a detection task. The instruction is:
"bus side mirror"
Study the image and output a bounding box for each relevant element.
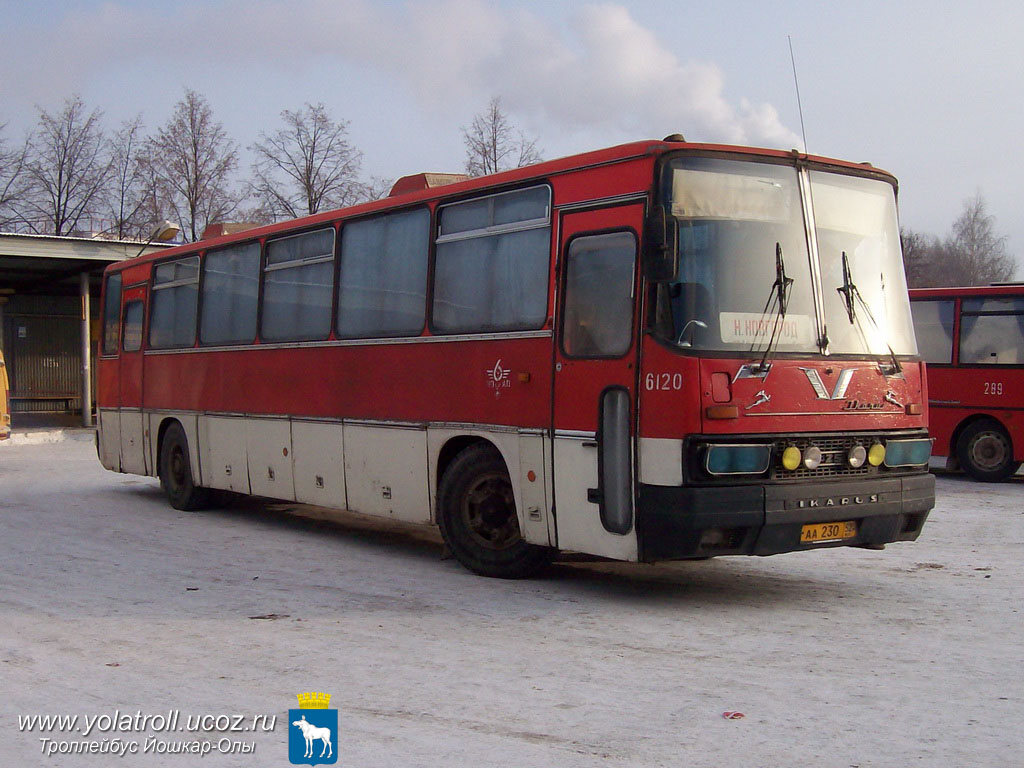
[643,206,678,282]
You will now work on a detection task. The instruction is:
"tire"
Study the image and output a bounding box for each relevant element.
[437,443,552,578]
[159,421,210,510]
[956,419,1021,482]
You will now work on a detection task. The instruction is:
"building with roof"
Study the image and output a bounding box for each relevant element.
[0,232,171,427]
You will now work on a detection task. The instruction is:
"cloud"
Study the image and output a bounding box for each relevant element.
[3,0,800,150]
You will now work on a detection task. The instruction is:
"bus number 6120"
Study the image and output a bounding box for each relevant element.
[645,372,683,391]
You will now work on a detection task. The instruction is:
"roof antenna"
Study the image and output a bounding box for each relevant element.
[788,35,809,153]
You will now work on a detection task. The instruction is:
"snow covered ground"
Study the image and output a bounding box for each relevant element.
[1,438,1021,767]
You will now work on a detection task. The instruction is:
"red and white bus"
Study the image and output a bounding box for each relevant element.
[97,137,935,577]
[910,284,1024,481]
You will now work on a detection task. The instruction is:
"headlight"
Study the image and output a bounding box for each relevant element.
[803,445,823,470]
[781,445,802,471]
[847,444,867,468]
[705,444,771,476]
[868,442,886,466]
[883,438,933,468]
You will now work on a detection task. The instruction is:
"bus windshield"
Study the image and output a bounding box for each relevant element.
[810,171,917,356]
[654,157,918,357]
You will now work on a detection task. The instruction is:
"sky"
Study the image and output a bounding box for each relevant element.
[2,0,1022,269]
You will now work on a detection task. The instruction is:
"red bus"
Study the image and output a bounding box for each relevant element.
[910,284,1024,481]
[97,137,934,577]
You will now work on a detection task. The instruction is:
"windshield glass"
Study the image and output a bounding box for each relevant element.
[654,157,918,358]
[655,157,818,352]
[809,171,917,355]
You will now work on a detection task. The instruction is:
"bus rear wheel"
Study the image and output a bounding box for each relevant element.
[159,422,210,510]
[956,419,1021,482]
[437,443,551,578]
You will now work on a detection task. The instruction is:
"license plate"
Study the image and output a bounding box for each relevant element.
[801,520,857,543]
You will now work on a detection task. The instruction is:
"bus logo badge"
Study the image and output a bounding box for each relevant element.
[289,692,338,765]
[800,367,862,400]
[486,359,512,390]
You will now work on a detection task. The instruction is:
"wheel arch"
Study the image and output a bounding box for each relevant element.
[950,413,1009,458]
[154,416,180,474]
[953,413,1021,481]
[427,427,552,547]
[435,435,503,499]
[153,414,203,486]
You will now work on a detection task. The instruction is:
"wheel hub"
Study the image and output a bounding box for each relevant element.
[169,447,187,487]
[971,432,1009,470]
[462,474,520,550]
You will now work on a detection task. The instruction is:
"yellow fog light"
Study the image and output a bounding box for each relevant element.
[848,444,867,468]
[868,442,886,466]
[803,445,823,470]
[782,445,802,471]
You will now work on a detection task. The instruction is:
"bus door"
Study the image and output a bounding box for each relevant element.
[118,285,148,475]
[552,204,644,560]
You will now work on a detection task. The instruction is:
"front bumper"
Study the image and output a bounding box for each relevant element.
[636,473,935,561]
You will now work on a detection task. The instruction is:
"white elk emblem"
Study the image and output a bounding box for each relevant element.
[291,714,333,759]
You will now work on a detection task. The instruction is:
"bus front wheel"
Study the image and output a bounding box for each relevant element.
[956,419,1021,482]
[437,443,552,578]
[159,422,210,510]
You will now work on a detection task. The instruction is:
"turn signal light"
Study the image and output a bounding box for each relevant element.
[705,406,739,420]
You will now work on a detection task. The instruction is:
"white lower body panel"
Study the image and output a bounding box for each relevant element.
[99,411,563,549]
[552,434,638,561]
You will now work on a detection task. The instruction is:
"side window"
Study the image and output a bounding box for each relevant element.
[149,257,199,349]
[432,185,551,333]
[102,272,123,355]
[122,300,144,352]
[959,299,1024,365]
[337,208,429,338]
[562,232,637,357]
[200,242,260,345]
[910,300,954,364]
[261,228,335,341]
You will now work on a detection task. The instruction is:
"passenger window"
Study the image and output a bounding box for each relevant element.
[102,273,123,355]
[960,313,1024,365]
[262,228,335,341]
[201,242,260,345]
[910,300,954,364]
[337,208,429,338]
[433,185,551,333]
[122,300,144,352]
[149,257,199,349]
[562,232,637,357]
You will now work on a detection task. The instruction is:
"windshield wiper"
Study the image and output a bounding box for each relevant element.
[745,242,793,378]
[835,251,903,376]
[836,250,857,323]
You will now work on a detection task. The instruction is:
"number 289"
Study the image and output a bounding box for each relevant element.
[984,382,1004,396]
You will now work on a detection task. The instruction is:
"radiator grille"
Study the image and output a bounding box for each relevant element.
[770,435,880,480]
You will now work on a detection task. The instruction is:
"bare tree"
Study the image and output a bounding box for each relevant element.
[104,115,149,240]
[945,193,1015,285]
[148,90,240,242]
[0,122,30,229]
[357,175,394,202]
[901,195,1015,287]
[249,103,364,220]
[463,97,542,177]
[900,227,939,288]
[21,96,112,235]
